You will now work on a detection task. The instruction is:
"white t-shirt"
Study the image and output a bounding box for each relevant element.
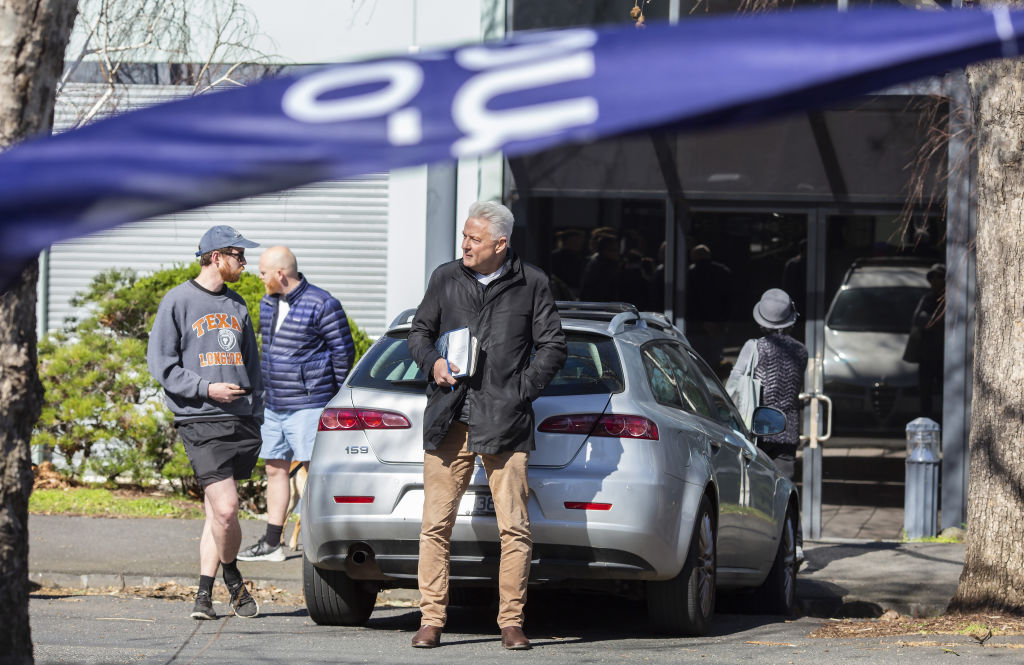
[274,298,290,334]
[474,259,509,287]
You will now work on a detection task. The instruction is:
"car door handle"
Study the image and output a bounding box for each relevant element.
[742,447,756,463]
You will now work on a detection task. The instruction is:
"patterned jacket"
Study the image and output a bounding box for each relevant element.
[259,276,354,412]
[754,332,808,447]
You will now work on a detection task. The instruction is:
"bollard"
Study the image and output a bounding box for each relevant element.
[904,417,940,540]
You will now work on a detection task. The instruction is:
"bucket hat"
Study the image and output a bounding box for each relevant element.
[753,288,798,329]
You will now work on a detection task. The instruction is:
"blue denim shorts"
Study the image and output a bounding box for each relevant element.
[259,407,321,462]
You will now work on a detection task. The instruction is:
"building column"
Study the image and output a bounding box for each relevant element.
[940,71,975,532]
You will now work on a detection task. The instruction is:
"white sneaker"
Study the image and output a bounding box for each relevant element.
[237,536,286,562]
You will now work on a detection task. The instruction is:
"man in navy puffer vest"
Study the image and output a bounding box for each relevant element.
[239,246,355,562]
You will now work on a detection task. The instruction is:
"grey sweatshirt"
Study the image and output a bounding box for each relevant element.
[147,279,264,424]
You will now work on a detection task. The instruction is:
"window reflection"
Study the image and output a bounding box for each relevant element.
[524,197,666,312]
[822,215,945,440]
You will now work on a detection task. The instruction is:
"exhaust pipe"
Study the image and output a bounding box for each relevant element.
[345,543,381,580]
[348,543,374,566]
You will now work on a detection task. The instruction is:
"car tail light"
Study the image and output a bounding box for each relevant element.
[319,408,411,431]
[537,414,658,440]
[564,502,612,510]
[333,496,374,504]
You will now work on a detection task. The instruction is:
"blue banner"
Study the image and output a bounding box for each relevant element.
[2,7,1023,289]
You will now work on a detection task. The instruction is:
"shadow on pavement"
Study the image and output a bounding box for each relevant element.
[362,590,796,645]
[801,542,900,574]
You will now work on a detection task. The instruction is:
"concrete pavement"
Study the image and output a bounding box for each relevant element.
[28,511,964,619]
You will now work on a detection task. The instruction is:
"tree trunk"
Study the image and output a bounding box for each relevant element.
[949,52,1024,613]
[0,2,77,663]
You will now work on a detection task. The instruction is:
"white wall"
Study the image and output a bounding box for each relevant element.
[242,0,492,63]
[387,166,429,323]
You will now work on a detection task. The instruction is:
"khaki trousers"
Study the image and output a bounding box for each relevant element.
[418,423,532,628]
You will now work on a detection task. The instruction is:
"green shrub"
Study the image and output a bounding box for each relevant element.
[349,317,372,361]
[160,443,200,496]
[70,264,264,338]
[34,327,174,479]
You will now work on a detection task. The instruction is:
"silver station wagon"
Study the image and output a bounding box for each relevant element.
[301,302,799,636]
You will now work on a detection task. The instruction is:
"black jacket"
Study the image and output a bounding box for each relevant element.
[408,252,567,454]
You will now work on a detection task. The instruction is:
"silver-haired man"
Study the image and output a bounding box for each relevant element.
[406,201,567,650]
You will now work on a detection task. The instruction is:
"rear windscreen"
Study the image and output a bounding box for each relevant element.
[347,332,427,395]
[348,331,624,396]
[542,332,624,396]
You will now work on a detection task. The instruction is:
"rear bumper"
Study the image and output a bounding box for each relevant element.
[311,537,655,583]
[301,461,689,583]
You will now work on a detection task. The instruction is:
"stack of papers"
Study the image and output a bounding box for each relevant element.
[435,326,479,378]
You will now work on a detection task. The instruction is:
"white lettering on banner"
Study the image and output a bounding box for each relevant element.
[279,30,598,153]
[281,61,424,146]
[451,30,599,157]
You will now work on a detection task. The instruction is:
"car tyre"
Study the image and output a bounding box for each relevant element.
[303,554,377,626]
[754,504,798,615]
[646,495,716,636]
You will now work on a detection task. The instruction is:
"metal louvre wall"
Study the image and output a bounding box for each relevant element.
[48,85,390,338]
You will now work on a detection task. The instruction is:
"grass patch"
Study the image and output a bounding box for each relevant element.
[904,534,965,544]
[30,487,206,519]
[957,622,991,635]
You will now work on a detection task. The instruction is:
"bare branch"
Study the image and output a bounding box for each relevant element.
[59,0,277,129]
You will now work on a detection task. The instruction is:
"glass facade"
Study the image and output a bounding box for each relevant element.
[504,0,969,537]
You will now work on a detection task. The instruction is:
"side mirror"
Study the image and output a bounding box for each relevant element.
[751,406,786,437]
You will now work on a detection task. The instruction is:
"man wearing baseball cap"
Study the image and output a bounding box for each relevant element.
[147,225,264,620]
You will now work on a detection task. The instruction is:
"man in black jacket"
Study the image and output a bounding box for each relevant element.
[407,201,566,650]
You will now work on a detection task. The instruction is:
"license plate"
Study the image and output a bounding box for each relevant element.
[457,492,495,516]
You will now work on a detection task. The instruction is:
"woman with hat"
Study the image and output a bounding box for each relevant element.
[728,288,808,557]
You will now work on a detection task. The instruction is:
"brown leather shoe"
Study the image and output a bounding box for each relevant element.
[411,625,442,648]
[500,625,531,650]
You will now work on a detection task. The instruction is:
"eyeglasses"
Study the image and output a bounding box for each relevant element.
[218,249,246,263]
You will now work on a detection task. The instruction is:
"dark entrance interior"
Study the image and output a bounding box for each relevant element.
[509,97,950,539]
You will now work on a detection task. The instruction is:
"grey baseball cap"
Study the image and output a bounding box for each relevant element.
[195,225,259,257]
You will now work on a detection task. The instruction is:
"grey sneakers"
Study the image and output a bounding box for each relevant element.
[229,582,260,618]
[238,536,286,562]
[191,585,258,619]
[190,590,217,620]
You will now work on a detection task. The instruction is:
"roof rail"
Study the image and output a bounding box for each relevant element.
[556,301,640,315]
[388,308,417,329]
[640,312,686,340]
[607,311,647,335]
[554,301,648,335]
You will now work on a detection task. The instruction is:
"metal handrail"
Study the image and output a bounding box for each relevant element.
[798,392,833,448]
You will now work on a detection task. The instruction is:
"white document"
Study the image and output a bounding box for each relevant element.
[437,326,478,378]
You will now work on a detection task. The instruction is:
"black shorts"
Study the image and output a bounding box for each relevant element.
[176,418,262,487]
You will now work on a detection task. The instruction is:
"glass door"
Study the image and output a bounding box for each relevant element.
[814,210,945,446]
[807,209,946,536]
